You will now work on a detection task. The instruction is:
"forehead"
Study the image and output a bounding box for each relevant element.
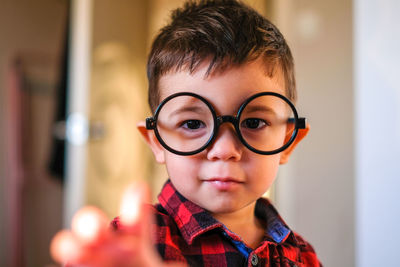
[158,59,286,112]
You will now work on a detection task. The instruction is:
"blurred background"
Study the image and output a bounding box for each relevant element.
[0,0,399,266]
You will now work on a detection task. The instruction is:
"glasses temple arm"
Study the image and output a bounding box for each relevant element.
[288,117,306,129]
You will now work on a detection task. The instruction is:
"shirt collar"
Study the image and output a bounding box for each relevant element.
[158,180,300,246]
[255,198,293,244]
[255,199,308,247]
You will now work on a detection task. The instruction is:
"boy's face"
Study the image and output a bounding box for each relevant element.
[140,59,307,215]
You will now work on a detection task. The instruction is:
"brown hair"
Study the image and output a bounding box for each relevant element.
[147,0,296,113]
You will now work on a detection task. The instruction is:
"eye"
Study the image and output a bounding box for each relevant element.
[181,120,205,130]
[241,118,267,129]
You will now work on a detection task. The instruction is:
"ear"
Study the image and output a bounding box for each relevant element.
[279,123,310,164]
[137,121,165,164]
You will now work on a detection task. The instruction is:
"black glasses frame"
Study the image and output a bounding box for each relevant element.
[146,91,306,156]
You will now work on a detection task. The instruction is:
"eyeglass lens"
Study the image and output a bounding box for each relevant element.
[156,95,215,153]
[155,94,295,154]
[239,94,294,153]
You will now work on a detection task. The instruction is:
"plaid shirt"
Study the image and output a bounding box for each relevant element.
[111,180,321,267]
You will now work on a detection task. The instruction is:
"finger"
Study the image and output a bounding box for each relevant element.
[71,206,109,244]
[50,230,81,264]
[115,181,163,267]
[118,180,156,251]
[139,186,154,241]
[119,180,151,228]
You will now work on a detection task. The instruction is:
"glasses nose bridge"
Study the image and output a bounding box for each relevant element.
[216,115,240,137]
[217,115,237,127]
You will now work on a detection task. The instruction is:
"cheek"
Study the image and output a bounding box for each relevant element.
[246,155,281,187]
[164,154,201,185]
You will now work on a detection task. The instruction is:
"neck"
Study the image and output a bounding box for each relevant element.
[211,202,265,249]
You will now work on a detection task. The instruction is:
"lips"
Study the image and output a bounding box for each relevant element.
[203,177,243,191]
[206,177,243,183]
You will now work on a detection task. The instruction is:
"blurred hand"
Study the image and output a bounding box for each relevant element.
[50,181,186,267]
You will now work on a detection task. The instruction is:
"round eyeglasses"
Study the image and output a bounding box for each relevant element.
[146,92,306,156]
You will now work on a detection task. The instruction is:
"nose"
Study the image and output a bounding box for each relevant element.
[206,123,242,161]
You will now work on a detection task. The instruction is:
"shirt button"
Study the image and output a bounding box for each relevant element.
[251,254,259,266]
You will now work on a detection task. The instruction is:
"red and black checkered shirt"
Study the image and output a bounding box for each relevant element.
[111,180,321,267]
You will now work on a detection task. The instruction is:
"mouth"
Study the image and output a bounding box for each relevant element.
[203,177,244,191]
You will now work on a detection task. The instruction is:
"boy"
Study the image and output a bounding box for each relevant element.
[51,0,321,266]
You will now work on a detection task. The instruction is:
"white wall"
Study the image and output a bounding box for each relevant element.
[274,1,400,266]
[273,0,354,266]
[354,0,400,266]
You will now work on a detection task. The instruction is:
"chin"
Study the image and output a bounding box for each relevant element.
[204,200,243,214]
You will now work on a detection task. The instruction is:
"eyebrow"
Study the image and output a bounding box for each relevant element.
[168,105,209,118]
[243,105,277,115]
